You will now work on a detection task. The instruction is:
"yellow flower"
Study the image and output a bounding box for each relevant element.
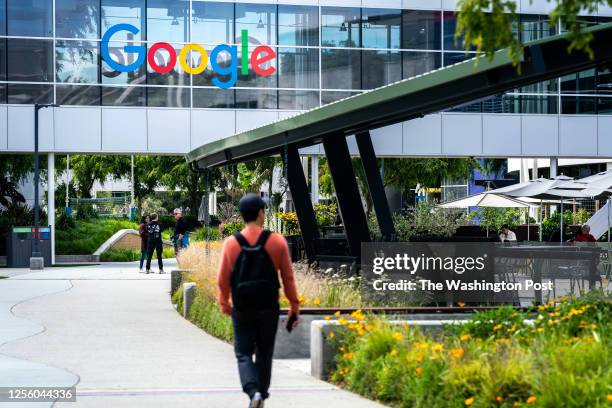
[536,327,545,332]
[450,348,465,358]
[338,317,348,325]
[392,332,404,342]
[334,311,341,316]
[493,324,503,331]
[313,298,321,305]
[416,341,429,350]
[324,315,331,321]
[607,394,612,402]
[507,325,517,333]
[415,366,423,376]
[495,396,503,403]
[460,334,471,342]
[343,352,353,359]
[457,302,466,307]
[465,397,475,406]
[527,396,537,404]
[389,349,398,357]
[432,343,444,352]
[328,332,335,339]
[513,402,519,408]
[415,354,424,363]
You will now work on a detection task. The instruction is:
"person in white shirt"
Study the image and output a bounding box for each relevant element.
[499,224,517,242]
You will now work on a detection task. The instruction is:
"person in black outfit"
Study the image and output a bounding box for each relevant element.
[145,213,164,274]
[138,214,150,272]
[172,208,188,256]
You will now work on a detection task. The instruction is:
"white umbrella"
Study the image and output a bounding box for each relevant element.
[491,176,573,198]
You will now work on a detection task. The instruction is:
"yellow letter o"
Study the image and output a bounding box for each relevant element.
[179,43,208,75]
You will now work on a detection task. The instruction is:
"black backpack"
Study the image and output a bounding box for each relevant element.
[230,230,281,311]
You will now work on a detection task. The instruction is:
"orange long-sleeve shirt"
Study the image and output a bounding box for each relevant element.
[217,225,300,313]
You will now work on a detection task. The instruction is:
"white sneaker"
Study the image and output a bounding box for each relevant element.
[250,392,264,408]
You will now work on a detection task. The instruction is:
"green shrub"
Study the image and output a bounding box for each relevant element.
[56,212,76,230]
[314,203,337,228]
[221,221,244,237]
[75,205,99,221]
[56,218,138,255]
[192,226,221,241]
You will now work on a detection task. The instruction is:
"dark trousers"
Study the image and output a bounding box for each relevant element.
[146,240,163,271]
[232,306,279,400]
[139,251,146,269]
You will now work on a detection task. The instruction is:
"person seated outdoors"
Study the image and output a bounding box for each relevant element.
[574,224,597,242]
[548,224,573,243]
[499,224,517,242]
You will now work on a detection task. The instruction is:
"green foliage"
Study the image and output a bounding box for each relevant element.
[383,158,480,192]
[221,221,245,237]
[100,247,174,262]
[456,0,606,69]
[192,226,221,241]
[471,207,524,232]
[56,212,76,230]
[56,218,137,255]
[74,205,99,221]
[541,211,574,239]
[329,291,612,408]
[314,203,338,228]
[390,201,468,241]
[573,208,592,225]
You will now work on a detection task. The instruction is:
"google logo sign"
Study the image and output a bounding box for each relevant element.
[101,24,276,89]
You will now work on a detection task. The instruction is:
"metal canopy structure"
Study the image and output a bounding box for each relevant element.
[188,23,612,262]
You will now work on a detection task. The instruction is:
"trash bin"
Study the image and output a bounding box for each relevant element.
[6,227,52,268]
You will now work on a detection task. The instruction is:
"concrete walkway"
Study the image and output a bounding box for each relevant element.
[0,262,383,408]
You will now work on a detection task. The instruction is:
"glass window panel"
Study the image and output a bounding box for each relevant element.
[321,48,361,90]
[0,1,6,36]
[7,0,52,37]
[0,39,6,81]
[279,90,318,110]
[598,97,612,114]
[236,3,276,46]
[443,52,475,67]
[193,87,234,108]
[147,0,189,43]
[402,10,441,50]
[235,88,277,109]
[443,12,477,52]
[321,7,360,48]
[520,14,556,42]
[561,96,596,114]
[8,84,53,104]
[192,1,234,45]
[101,41,147,85]
[361,8,400,49]
[237,46,277,88]
[362,50,400,89]
[522,95,558,114]
[56,41,99,83]
[278,47,319,89]
[7,39,53,82]
[147,43,189,86]
[402,51,440,79]
[561,69,596,94]
[321,90,361,105]
[102,0,146,41]
[596,67,612,95]
[0,84,6,104]
[102,85,146,106]
[519,79,557,94]
[57,84,101,105]
[278,5,318,47]
[192,46,235,87]
[56,0,100,39]
[147,86,189,107]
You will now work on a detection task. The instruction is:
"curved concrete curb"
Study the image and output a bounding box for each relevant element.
[93,229,172,256]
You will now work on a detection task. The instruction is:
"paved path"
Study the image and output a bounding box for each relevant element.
[0,262,383,408]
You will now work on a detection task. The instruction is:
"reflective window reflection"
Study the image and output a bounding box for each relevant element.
[237,46,277,88]
[321,90,361,105]
[192,1,234,45]
[321,48,361,90]
[278,5,318,47]
[520,14,556,42]
[0,39,6,81]
[278,47,319,89]
[56,0,99,39]
[362,50,400,89]
[8,39,53,82]
[57,84,101,105]
[102,85,146,106]
[236,3,276,46]
[102,0,146,41]
[147,0,189,43]
[402,51,440,79]
[562,96,596,114]
[102,41,147,85]
[402,10,441,50]
[0,1,6,36]
[193,87,234,108]
[235,88,277,109]
[322,7,360,48]
[279,90,318,110]
[147,86,189,107]
[56,41,99,83]
[361,9,400,49]
[147,43,189,87]
[8,84,53,104]
[7,0,52,37]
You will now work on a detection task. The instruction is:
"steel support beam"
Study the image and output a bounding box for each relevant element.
[285,144,319,261]
[355,131,395,241]
[322,135,370,258]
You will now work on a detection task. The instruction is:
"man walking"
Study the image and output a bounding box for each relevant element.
[172,208,189,255]
[217,194,300,408]
[145,213,164,274]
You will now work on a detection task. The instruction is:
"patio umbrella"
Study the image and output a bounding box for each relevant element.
[490,176,573,198]
[439,193,537,240]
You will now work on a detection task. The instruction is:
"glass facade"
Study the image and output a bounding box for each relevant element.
[0,0,607,113]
